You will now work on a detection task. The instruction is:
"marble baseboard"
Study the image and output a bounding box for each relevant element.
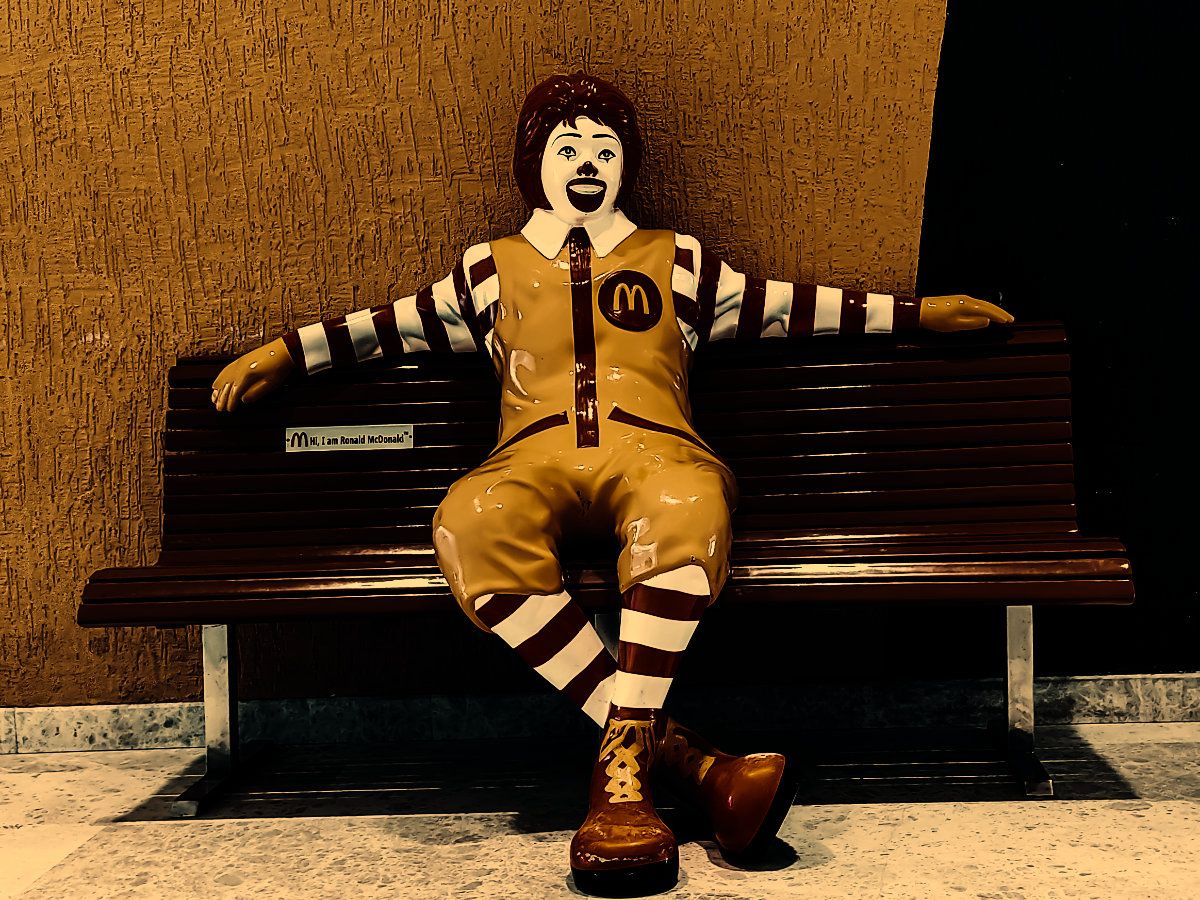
[10,702,204,754]
[2,707,16,753]
[671,673,1200,734]
[3,673,1198,754]
[238,692,590,745]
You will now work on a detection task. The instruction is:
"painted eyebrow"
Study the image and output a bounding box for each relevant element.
[552,132,582,143]
[593,134,618,141]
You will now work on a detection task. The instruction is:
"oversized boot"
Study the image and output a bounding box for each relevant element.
[570,712,678,897]
[656,717,798,859]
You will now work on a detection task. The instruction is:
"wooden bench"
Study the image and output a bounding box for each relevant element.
[78,320,1134,813]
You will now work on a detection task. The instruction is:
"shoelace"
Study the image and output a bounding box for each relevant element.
[661,726,716,785]
[599,720,650,803]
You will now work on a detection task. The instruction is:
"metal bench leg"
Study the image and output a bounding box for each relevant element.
[996,605,1054,797]
[591,609,620,659]
[172,624,241,817]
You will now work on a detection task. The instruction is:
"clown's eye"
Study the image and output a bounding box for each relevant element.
[557,146,577,159]
[597,149,616,162]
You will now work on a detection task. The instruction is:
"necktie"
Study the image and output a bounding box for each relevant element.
[566,227,599,447]
[567,226,592,272]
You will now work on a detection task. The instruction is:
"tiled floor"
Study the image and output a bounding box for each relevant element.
[2,723,1198,898]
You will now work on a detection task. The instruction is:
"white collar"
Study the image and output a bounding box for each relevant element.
[520,207,638,259]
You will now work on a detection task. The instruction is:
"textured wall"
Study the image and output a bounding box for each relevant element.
[0,0,947,706]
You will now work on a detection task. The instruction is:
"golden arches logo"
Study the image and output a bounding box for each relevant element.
[612,282,650,316]
[598,271,662,332]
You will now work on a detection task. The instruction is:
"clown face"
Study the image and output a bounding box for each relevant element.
[540,117,623,221]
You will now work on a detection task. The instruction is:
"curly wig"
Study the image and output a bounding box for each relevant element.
[513,72,642,211]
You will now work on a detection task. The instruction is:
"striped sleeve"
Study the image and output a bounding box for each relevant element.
[671,233,922,349]
[282,242,499,375]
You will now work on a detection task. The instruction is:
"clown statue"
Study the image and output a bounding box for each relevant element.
[212,73,1012,895]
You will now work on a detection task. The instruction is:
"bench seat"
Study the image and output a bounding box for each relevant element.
[81,530,1132,626]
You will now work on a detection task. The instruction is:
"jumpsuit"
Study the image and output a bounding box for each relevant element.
[432,227,739,631]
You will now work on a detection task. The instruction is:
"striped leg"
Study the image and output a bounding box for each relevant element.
[604,567,796,861]
[474,590,616,726]
[612,568,709,713]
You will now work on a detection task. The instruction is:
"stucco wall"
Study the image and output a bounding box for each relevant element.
[0,0,948,706]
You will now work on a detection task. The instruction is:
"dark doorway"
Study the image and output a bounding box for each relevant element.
[917,4,1200,672]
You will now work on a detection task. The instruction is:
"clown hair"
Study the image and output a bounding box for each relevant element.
[513,71,643,211]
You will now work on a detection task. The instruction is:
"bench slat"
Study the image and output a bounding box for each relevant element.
[690,354,1071,387]
[163,420,1072,455]
[77,575,1134,628]
[162,443,1074,478]
[87,535,1133,583]
[165,446,491,474]
[160,503,1080,550]
[694,377,1071,408]
[736,504,1077,529]
[696,399,1071,430]
[159,515,1078,553]
[166,401,500,428]
[83,562,1132,609]
[163,464,1077,508]
[722,578,1132,605]
[713,422,1073,454]
[84,555,1131,598]
[162,483,1076,523]
[175,351,1072,394]
[168,375,1071,413]
[146,520,1087,566]
[166,399,1072,438]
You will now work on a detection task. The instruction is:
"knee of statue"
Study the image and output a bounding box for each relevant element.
[431,516,470,602]
[432,482,481,542]
[432,486,498,563]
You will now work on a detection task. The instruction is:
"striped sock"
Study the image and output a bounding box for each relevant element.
[612,581,708,711]
[474,590,616,726]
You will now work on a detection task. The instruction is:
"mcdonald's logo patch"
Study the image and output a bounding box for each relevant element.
[597,270,662,332]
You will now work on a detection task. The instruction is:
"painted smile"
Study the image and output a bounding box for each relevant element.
[566,177,607,212]
[569,179,606,194]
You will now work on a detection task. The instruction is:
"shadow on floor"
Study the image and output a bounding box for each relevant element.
[112,724,1146,829]
[794,725,1142,804]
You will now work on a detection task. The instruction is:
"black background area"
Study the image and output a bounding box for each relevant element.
[911,3,1200,676]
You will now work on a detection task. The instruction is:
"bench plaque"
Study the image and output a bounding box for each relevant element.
[284,424,413,452]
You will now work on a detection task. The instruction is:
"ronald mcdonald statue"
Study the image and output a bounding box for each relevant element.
[212,72,1013,896]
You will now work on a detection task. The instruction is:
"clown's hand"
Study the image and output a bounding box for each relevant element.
[918,295,1015,332]
[211,337,295,412]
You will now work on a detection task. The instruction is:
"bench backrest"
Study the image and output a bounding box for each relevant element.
[163,322,1074,558]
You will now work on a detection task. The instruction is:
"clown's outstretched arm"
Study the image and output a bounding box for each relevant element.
[211,243,499,411]
[671,233,1013,351]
